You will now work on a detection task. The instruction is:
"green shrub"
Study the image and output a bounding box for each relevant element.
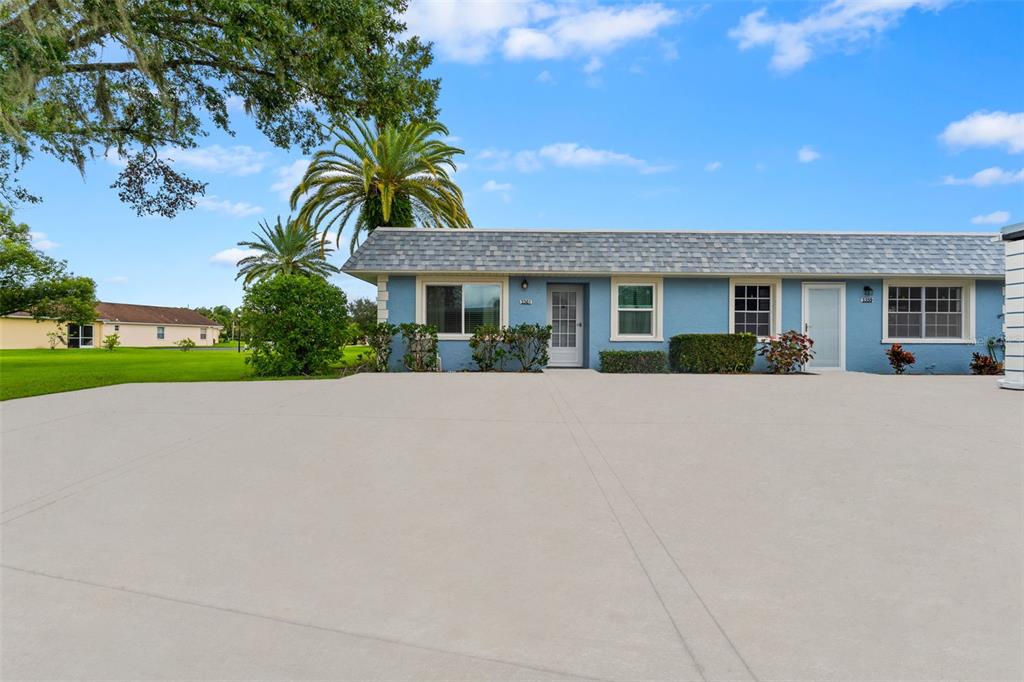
[399,322,438,372]
[669,333,756,373]
[599,350,667,373]
[240,274,348,376]
[469,324,506,371]
[176,337,196,351]
[102,333,121,351]
[364,321,397,372]
[503,323,551,372]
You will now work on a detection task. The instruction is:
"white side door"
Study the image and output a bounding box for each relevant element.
[548,285,584,367]
[802,282,846,370]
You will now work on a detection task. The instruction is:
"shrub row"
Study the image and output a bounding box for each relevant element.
[669,333,757,373]
[469,323,552,372]
[598,350,667,373]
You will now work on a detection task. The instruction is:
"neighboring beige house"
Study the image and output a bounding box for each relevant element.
[0,302,222,349]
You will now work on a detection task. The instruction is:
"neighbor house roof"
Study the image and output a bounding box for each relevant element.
[342,228,1004,278]
[7,302,221,326]
[1001,222,1024,241]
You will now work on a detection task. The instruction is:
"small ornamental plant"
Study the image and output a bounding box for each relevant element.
[969,352,1004,375]
[503,323,551,372]
[758,330,814,374]
[399,323,438,372]
[176,337,196,351]
[102,333,121,351]
[886,343,915,374]
[46,331,65,349]
[364,321,397,372]
[469,324,506,371]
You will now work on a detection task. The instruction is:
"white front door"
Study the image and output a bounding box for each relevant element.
[802,283,846,371]
[548,285,584,367]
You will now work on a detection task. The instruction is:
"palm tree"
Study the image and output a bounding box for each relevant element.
[291,119,471,253]
[234,216,340,287]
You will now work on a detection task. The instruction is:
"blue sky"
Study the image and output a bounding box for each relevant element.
[13,0,1024,308]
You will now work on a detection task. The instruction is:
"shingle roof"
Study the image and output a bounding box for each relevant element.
[94,302,221,326]
[342,228,1004,277]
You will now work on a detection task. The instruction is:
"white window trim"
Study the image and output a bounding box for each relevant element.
[415,275,509,341]
[728,277,782,340]
[69,323,95,348]
[881,278,976,344]
[156,326,165,340]
[610,276,663,341]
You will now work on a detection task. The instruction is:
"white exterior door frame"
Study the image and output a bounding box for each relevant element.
[547,284,585,367]
[801,282,846,371]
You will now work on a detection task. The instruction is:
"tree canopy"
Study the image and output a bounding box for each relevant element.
[1,0,440,214]
[292,119,470,252]
[0,207,95,322]
[235,215,340,287]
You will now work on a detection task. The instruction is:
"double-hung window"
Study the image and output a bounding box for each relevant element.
[156,326,165,340]
[729,279,779,338]
[884,281,972,341]
[421,281,503,337]
[200,327,207,340]
[611,278,662,340]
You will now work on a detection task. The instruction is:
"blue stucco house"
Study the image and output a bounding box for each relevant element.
[341,228,1005,374]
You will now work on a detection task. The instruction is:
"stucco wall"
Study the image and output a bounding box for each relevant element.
[384,274,1004,374]
[0,318,65,349]
[0,318,217,349]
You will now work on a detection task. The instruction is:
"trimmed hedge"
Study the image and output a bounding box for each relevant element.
[669,333,756,373]
[599,350,668,373]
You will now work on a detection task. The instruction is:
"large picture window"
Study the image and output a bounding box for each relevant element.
[67,324,94,348]
[610,278,662,340]
[424,283,502,336]
[887,285,964,339]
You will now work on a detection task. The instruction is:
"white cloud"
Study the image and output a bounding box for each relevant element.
[30,231,58,251]
[971,210,1010,226]
[538,142,671,174]
[943,167,1024,187]
[583,56,603,74]
[797,145,821,163]
[482,180,514,192]
[940,111,1024,154]
[479,143,670,174]
[271,159,311,202]
[197,196,264,218]
[405,2,681,66]
[729,0,948,73]
[210,247,260,266]
[164,145,268,175]
[705,161,723,172]
[104,275,129,284]
[536,69,555,84]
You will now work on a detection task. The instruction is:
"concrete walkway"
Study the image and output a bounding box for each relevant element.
[2,372,1021,680]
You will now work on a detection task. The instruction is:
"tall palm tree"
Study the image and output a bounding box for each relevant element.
[234,216,340,287]
[291,119,471,253]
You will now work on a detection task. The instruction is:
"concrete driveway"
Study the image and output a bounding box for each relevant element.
[2,372,1021,681]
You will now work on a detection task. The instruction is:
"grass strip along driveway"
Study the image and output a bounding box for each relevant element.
[0,346,370,401]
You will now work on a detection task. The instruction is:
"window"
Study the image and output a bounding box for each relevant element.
[729,279,779,338]
[200,327,207,340]
[423,282,502,336]
[611,278,662,340]
[156,326,165,340]
[734,285,772,336]
[114,324,120,331]
[886,284,967,340]
[618,285,654,335]
[67,324,94,348]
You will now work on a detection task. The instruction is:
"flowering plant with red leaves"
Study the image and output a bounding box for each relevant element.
[758,330,814,373]
[886,343,916,374]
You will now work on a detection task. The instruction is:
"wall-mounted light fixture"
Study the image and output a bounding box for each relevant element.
[521,278,529,290]
[863,286,874,297]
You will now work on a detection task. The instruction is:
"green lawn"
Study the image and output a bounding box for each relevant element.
[0,346,371,401]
